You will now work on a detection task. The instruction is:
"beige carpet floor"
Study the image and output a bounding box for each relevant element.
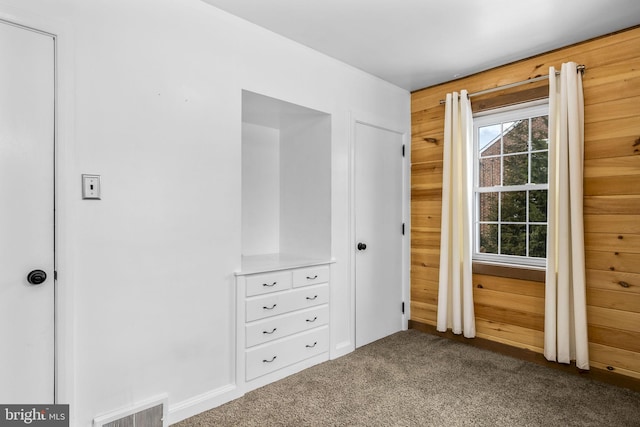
[176,329,640,426]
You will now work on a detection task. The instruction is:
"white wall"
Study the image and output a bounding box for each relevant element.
[280,114,332,259]
[242,123,280,255]
[0,0,410,425]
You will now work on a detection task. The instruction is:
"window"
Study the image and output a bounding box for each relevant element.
[473,101,549,268]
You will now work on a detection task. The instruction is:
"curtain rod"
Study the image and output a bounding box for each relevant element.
[438,64,585,105]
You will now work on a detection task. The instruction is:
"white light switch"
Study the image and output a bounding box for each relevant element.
[82,174,101,199]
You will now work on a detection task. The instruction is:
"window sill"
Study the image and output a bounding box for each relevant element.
[472,261,545,282]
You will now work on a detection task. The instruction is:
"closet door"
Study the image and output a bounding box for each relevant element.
[0,20,55,403]
[354,122,403,347]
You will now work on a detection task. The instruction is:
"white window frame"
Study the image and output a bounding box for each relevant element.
[473,100,549,268]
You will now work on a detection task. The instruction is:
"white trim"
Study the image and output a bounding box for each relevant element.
[167,384,242,425]
[93,394,169,427]
[0,3,77,420]
[332,340,353,359]
[402,127,411,324]
[472,101,549,268]
[474,253,546,268]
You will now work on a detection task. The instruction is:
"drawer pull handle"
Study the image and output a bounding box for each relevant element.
[263,328,277,335]
[263,304,277,310]
[306,342,318,348]
[306,295,318,301]
[306,317,318,323]
[263,282,277,287]
[263,356,277,363]
[307,275,318,280]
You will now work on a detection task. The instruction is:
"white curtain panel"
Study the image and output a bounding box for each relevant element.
[544,62,589,369]
[437,90,476,338]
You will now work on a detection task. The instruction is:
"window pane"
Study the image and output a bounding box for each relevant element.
[479,124,502,156]
[503,154,528,186]
[531,151,548,184]
[479,157,501,187]
[473,104,549,265]
[479,192,499,222]
[529,190,547,222]
[503,120,528,154]
[529,225,547,258]
[501,191,526,222]
[479,224,498,254]
[531,116,549,150]
[501,224,526,256]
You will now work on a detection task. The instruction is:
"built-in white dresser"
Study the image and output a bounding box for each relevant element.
[235,255,332,392]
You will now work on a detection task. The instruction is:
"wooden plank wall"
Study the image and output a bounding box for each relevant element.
[410,26,640,380]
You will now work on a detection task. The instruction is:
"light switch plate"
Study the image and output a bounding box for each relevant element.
[82,174,101,199]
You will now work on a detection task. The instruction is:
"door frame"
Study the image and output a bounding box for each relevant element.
[348,111,411,351]
[0,4,76,414]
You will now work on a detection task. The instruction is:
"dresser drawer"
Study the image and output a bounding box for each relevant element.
[246,305,329,347]
[246,270,292,297]
[245,326,329,381]
[246,284,329,322]
[292,265,330,288]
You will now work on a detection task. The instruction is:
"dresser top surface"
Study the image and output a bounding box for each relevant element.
[236,253,334,276]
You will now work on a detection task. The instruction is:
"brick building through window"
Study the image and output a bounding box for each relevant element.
[474,104,549,266]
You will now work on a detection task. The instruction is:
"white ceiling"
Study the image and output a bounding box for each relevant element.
[201,0,640,92]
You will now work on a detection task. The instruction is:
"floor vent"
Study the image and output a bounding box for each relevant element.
[93,396,167,427]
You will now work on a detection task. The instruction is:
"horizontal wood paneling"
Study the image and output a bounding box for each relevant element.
[585,136,640,161]
[411,231,442,250]
[410,214,441,232]
[411,26,640,381]
[585,97,640,125]
[587,305,640,331]
[587,288,640,312]
[473,263,545,282]
[475,303,544,332]
[583,67,640,107]
[585,251,640,274]
[586,269,640,293]
[410,301,437,324]
[584,200,640,216]
[471,84,549,113]
[584,175,640,196]
[411,266,439,283]
[584,213,640,232]
[410,27,640,113]
[589,342,640,376]
[588,324,640,353]
[410,249,440,268]
[584,156,640,178]
[585,232,640,254]
[473,287,544,315]
[475,319,544,354]
[589,362,640,381]
[411,140,443,164]
[473,274,544,298]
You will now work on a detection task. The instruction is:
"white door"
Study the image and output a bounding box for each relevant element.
[355,122,403,347]
[0,20,55,403]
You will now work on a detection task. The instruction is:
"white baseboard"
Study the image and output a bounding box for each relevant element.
[167,383,242,425]
[332,340,354,359]
[93,394,169,427]
[242,352,328,394]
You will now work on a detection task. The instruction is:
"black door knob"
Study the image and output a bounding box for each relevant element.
[27,270,47,285]
[357,242,367,251]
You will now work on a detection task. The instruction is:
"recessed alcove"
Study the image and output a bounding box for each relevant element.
[241,90,331,272]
